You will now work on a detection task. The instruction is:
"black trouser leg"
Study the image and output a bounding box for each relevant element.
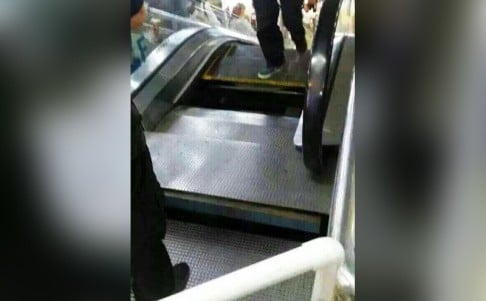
[131,147,174,300]
[131,236,174,301]
[253,0,285,67]
[280,0,306,50]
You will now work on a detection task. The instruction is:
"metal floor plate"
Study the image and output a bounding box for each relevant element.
[165,219,314,300]
[155,109,298,146]
[147,107,335,214]
[166,106,300,129]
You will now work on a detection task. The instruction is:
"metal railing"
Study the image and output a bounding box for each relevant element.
[328,72,355,299]
[160,237,344,301]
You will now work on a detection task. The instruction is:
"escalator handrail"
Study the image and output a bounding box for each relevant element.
[131,27,205,99]
[303,0,344,173]
[130,24,258,100]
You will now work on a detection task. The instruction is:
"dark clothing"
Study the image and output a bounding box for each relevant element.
[130,0,148,73]
[131,103,174,300]
[253,0,306,67]
[131,0,144,17]
[131,102,146,161]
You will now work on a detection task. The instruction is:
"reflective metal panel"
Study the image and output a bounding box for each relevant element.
[131,27,204,96]
[328,72,355,298]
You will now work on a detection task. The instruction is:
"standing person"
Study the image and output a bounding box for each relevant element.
[131,0,148,73]
[224,7,231,27]
[131,0,190,300]
[229,3,256,37]
[253,0,316,79]
[189,0,221,27]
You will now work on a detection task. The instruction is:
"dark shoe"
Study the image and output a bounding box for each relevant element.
[132,284,150,301]
[172,262,190,294]
[257,64,284,79]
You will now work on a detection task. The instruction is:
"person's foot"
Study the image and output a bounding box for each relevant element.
[257,64,284,79]
[172,262,190,294]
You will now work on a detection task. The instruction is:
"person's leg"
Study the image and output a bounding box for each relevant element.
[280,0,307,53]
[131,103,179,300]
[131,104,167,247]
[253,0,284,67]
[131,148,175,300]
[132,236,175,301]
[132,240,174,301]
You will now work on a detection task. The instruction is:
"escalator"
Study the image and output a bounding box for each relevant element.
[131,0,354,236]
[132,2,354,299]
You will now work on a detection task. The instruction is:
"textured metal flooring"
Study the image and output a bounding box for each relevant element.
[202,44,309,88]
[165,219,314,300]
[147,107,335,214]
[155,108,298,145]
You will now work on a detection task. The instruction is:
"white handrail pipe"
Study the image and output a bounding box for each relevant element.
[161,237,344,301]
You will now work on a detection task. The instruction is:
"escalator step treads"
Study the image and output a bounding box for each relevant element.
[169,106,340,147]
[146,131,335,214]
[155,110,298,145]
[170,106,299,128]
[203,45,309,87]
[165,219,314,301]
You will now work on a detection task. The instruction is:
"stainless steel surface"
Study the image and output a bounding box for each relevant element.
[147,107,336,214]
[133,29,242,130]
[133,28,218,116]
[131,8,259,99]
[155,107,298,145]
[327,72,355,297]
[132,27,262,131]
[165,219,314,300]
[131,27,204,95]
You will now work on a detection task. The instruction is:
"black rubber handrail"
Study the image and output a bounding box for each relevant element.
[303,0,344,173]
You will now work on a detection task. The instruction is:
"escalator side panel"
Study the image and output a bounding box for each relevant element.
[303,0,345,173]
[133,29,237,130]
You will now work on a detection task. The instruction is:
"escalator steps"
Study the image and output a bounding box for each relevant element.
[202,44,309,88]
[165,219,314,300]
